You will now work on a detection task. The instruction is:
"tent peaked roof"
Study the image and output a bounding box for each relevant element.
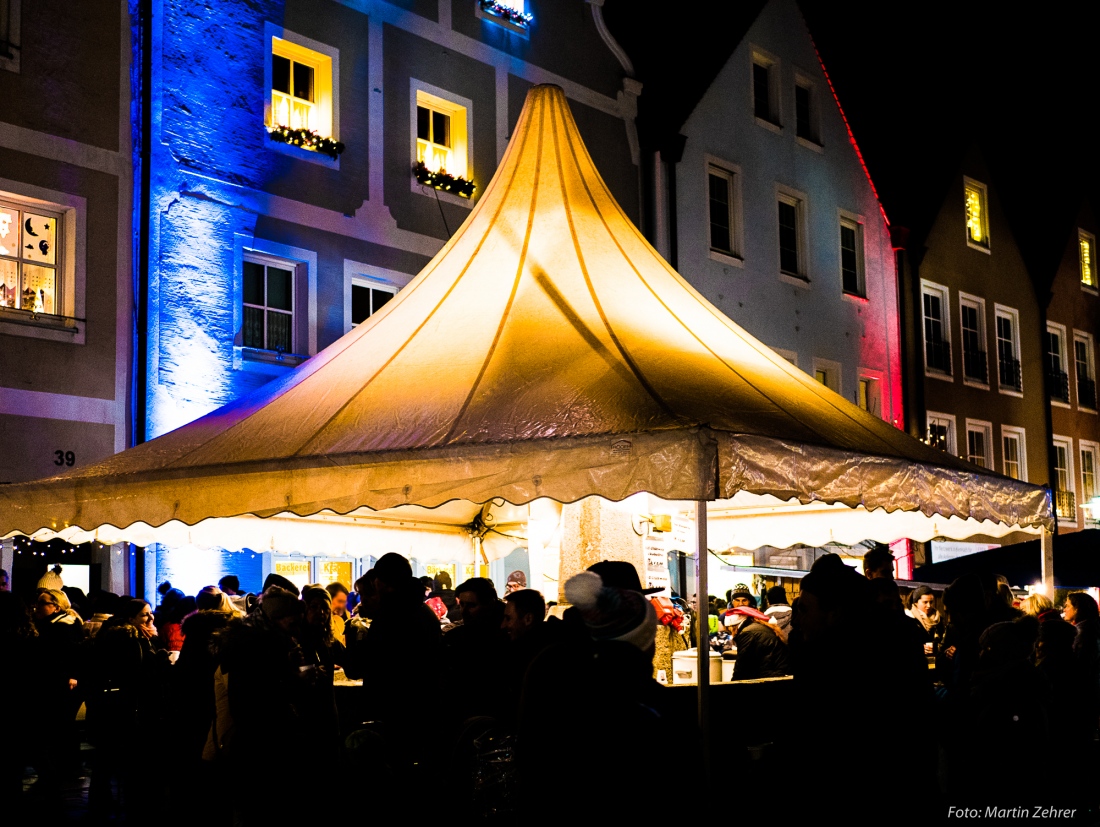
[0,85,1051,539]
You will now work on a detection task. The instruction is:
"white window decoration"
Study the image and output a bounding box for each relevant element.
[0,198,59,314]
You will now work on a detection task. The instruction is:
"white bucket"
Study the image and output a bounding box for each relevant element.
[671,649,723,684]
[721,658,736,683]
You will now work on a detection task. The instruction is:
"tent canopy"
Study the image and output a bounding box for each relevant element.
[0,85,1051,551]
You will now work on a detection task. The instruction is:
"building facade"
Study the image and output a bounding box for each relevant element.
[137,0,641,594]
[1043,202,1100,532]
[0,0,134,593]
[901,151,1050,499]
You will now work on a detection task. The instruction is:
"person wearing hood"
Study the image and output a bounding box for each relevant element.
[31,587,84,787]
[763,585,793,632]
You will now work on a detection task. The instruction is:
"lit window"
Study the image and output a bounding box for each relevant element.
[1081,230,1096,288]
[959,294,987,384]
[1001,427,1025,480]
[1074,332,1096,409]
[0,199,60,315]
[921,281,951,376]
[242,255,295,353]
[1081,443,1098,505]
[351,279,396,326]
[927,411,956,454]
[1052,436,1075,522]
[778,194,803,277]
[963,177,990,250]
[813,359,840,394]
[840,217,863,296]
[995,305,1022,393]
[708,164,739,259]
[267,33,336,141]
[965,420,993,469]
[414,88,470,181]
[857,375,881,417]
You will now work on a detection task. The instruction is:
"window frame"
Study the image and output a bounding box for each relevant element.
[1046,321,1071,407]
[1000,425,1027,482]
[857,368,883,419]
[813,357,842,396]
[704,157,743,266]
[410,80,475,208]
[1079,229,1097,291]
[963,176,991,253]
[0,179,86,344]
[994,303,1023,397]
[958,292,988,388]
[920,279,953,380]
[1080,440,1099,512]
[342,259,413,334]
[241,253,297,354]
[964,418,994,470]
[776,184,808,284]
[926,410,957,456]
[1074,330,1096,412]
[263,24,340,167]
[1052,434,1077,525]
[838,210,865,298]
[474,0,532,37]
[750,47,782,132]
[793,70,822,150]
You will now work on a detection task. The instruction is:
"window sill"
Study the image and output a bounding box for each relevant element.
[1080,406,1097,415]
[841,291,868,304]
[966,239,991,255]
[755,116,782,134]
[1051,399,1072,409]
[411,179,474,209]
[962,378,989,390]
[779,272,810,289]
[997,387,1024,399]
[796,136,824,153]
[266,134,341,169]
[475,2,531,37]
[925,369,955,383]
[1081,283,1098,295]
[0,307,84,344]
[233,346,308,375]
[709,249,744,268]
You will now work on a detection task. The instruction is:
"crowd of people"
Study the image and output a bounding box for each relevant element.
[0,549,1098,821]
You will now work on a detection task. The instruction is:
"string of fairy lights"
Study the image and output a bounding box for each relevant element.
[266,125,345,159]
[479,0,534,27]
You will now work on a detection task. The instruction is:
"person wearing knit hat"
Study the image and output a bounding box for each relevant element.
[36,564,64,591]
[260,586,301,630]
[563,571,657,653]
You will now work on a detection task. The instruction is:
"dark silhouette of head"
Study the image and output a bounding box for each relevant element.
[502,588,546,641]
[218,575,240,594]
[455,577,499,625]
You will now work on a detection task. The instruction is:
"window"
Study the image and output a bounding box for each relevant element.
[995,305,1022,393]
[965,420,993,469]
[839,216,864,296]
[963,177,990,251]
[351,280,396,326]
[0,199,59,315]
[857,371,882,418]
[475,0,532,34]
[412,84,472,192]
[266,31,337,143]
[1081,442,1099,508]
[921,281,951,376]
[777,191,805,278]
[795,83,813,141]
[927,411,956,455]
[1075,332,1096,410]
[707,164,740,260]
[813,358,841,395]
[242,255,296,353]
[1046,323,1070,403]
[1001,426,1026,481]
[0,0,20,73]
[751,50,780,127]
[1052,436,1076,522]
[1080,230,1096,288]
[959,294,987,385]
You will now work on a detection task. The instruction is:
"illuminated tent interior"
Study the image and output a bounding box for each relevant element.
[0,85,1052,571]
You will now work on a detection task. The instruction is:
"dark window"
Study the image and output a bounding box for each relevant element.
[967,429,986,467]
[352,284,396,326]
[929,421,949,451]
[272,55,291,95]
[1046,330,1070,402]
[292,62,314,102]
[778,200,799,274]
[242,259,294,353]
[997,314,1021,390]
[795,84,813,140]
[840,224,859,294]
[417,106,451,148]
[923,292,951,373]
[417,106,431,142]
[753,63,771,121]
[708,172,732,254]
[1076,338,1095,408]
[961,304,986,381]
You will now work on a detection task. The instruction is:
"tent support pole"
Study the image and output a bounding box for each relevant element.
[1041,526,1054,595]
[694,500,710,778]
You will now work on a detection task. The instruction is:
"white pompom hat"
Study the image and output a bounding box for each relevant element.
[564,571,657,651]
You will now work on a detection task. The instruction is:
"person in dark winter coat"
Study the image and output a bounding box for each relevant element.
[297,585,345,753]
[726,610,790,679]
[0,592,41,808]
[31,588,84,787]
[443,577,507,722]
[174,593,235,758]
[1062,591,1100,705]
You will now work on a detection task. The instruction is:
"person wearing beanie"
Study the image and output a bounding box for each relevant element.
[36,564,65,591]
[261,572,300,597]
[563,571,657,653]
[32,584,84,788]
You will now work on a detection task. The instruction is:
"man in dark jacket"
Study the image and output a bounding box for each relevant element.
[726,610,790,679]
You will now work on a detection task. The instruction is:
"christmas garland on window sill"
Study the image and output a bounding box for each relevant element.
[479,0,533,27]
[414,162,476,199]
[267,125,345,159]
